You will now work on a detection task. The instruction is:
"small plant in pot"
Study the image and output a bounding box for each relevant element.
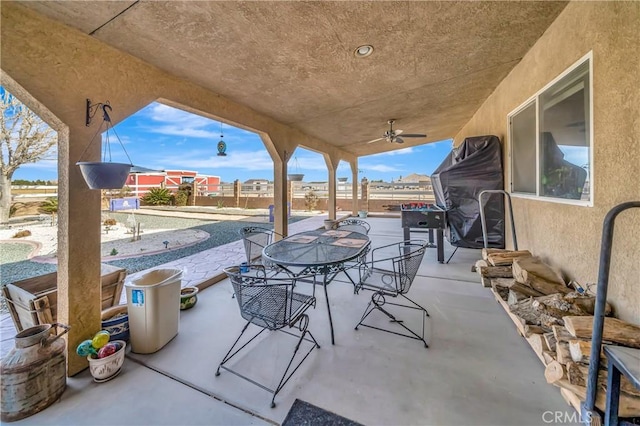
[76,330,126,383]
[180,287,199,310]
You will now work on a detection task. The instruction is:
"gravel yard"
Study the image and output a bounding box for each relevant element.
[0,210,308,285]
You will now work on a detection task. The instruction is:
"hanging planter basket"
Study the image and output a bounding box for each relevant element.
[77,100,135,190]
[77,162,132,190]
[287,173,304,182]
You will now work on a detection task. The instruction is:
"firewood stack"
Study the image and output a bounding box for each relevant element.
[474,249,640,418]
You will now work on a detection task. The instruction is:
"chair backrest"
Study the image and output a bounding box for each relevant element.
[224,265,296,330]
[337,219,371,235]
[239,226,274,263]
[392,241,427,294]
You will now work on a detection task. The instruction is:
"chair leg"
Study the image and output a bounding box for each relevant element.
[402,293,430,317]
[216,320,264,376]
[216,317,319,408]
[445,246,459,264]
[355,291,429,348]
[270,314,319,408]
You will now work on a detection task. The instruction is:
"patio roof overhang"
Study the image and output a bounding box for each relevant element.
[0,0,574,377]
[13,1,567,157]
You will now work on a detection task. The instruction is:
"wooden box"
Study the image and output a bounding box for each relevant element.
[2,264,127,332]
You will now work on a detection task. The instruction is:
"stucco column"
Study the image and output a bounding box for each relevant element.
[324,153,338,220]
[350,160,359,215]
[58,127,103,376]
[272,153,288,237]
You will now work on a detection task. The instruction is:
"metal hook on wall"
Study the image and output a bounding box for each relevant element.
[86,99,112,127]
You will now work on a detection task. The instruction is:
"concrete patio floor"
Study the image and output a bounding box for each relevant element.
[11,216,577,426]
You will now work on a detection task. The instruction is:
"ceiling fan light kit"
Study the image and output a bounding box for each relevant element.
[366,119,427,144]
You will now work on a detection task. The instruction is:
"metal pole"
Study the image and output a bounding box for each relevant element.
[582,201,640,424]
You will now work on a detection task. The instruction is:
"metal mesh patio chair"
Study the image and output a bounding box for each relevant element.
[239,226,283,269]
[355,240,430,347]
[216,265,320,408]
[337,218,371,235]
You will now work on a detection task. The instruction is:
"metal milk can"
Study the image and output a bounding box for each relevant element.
[0,323,70,422]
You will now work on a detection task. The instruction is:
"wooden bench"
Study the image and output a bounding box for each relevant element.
[2,264,127,332]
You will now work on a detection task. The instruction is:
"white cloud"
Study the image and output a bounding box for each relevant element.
[367,147,416,158]
[146,149,275,172]
[361,164,403,173]
[145,125,216,139]
[139,103,219,139]
[290,155,327,172]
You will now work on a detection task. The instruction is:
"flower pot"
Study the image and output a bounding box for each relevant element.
[287,173,304,182]
[180,287,199,310]
[101,305,129,342]
[77,162,132,190]
[358,211,368,218]
[87,340,126,382]
[323,219,335,230]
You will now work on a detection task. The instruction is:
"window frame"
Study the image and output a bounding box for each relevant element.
[507,52,594,207]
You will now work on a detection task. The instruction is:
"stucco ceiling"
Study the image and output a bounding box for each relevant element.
[20,1,568,157]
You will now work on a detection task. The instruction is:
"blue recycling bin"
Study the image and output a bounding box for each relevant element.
[269,203,291,222]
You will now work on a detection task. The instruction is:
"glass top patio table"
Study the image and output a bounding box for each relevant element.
[262,229,370,269]
[262,229,370,345]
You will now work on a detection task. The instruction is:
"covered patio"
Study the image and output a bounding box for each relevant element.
[10,217,574,425]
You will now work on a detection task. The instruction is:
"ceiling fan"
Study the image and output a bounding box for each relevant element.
[366,119,427,144]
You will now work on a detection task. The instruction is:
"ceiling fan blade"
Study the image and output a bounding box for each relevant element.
[366,137,384,144]
[393,136,405,144]
[401,133,427,138]
[394,129,403,136]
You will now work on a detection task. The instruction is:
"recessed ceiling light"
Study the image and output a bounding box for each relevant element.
[354,45,374,58]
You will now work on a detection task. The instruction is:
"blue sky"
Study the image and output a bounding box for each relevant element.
[14,101,455,183]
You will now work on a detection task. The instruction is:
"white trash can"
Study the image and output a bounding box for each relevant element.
[125,268,183,354]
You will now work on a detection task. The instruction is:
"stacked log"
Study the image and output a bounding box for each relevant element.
[474,249,531,288]
[485,249,532,266]
[512,257,571,295]
[479,250,640,418]
[543,317,640,417]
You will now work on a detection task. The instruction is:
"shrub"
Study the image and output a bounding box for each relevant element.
[141,188,172,206]
[217,200,224,209]
[174,190,188,207]
[39,197,58,214]
[110,248,118,256]
[103,218,117,226]
[12,230,32,238]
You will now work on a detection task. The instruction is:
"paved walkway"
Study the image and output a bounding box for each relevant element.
[122,213,329,290]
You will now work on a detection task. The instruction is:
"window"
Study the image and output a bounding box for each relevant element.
[509,55,592,204]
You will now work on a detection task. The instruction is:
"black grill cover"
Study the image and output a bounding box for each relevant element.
[431,135,504,248]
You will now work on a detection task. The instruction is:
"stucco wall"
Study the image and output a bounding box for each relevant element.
[454,2,640,323]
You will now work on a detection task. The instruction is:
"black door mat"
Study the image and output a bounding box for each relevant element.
[282,399,363,426]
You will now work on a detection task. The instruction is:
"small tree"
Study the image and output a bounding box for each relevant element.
[1,89,57,223]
